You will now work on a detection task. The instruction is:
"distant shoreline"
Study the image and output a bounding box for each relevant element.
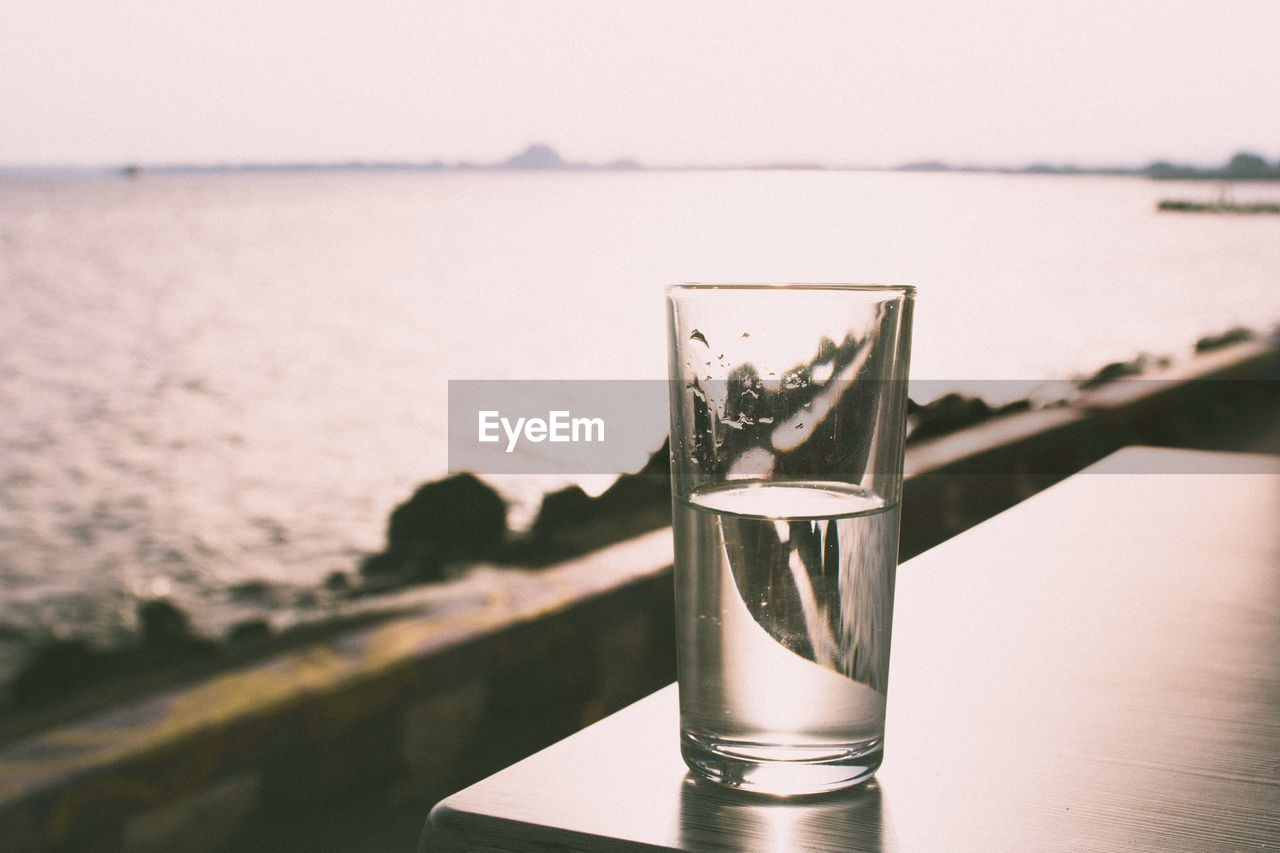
[4,146,1279,181]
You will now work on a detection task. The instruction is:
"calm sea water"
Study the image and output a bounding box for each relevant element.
[2,168,1278,678]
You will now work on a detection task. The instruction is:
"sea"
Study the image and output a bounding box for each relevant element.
[2,167,1278,685]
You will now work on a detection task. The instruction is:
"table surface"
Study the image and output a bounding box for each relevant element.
[421,447,1280,852]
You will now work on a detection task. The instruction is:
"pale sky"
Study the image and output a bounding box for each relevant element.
[3,0,1277,169]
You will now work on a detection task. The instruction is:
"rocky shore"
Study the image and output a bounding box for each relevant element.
[3,324,1276,733]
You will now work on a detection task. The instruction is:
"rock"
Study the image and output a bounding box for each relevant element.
[361,473,507,585]
[7,600,222,709]
[137,599,218,663]
[9,638,101,707]
[908,393,992,442]
[357,551,417,589]
[593,441,671,510]
[323,570,352,592]
[228,579,274,604]
[994,398,1033,417]
[1078,357,1148,390]
[138,599,194,646]
[1195,327,1255,353]
[387,473,507,555]
[513,441,672,564]
[529,486,595,541]
[225,619,272,648]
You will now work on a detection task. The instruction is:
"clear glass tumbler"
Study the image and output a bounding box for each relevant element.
[666,283,914,796]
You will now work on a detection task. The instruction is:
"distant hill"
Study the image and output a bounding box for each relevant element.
[116,144,642,176]
[502,144,569,169]
[893,151,1280,181]
[24,146,1277,178]
[892,159,1137,176]
[498,144,640,171]
[1145,151,1280,181]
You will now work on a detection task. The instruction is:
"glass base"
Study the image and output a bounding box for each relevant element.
[680,731,883,797]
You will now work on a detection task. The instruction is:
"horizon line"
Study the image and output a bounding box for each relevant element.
[0,147,1274,177]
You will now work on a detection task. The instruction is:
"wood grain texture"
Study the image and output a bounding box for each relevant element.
[422,447,1280,852]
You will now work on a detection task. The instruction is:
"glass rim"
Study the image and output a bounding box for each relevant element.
[666,282,915,297]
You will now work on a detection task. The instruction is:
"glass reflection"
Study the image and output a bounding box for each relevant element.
[678,773,890,852]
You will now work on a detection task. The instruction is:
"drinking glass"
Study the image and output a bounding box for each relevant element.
[666,283,914,796]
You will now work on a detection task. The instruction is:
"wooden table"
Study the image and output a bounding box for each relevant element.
[421,447,1280,852]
